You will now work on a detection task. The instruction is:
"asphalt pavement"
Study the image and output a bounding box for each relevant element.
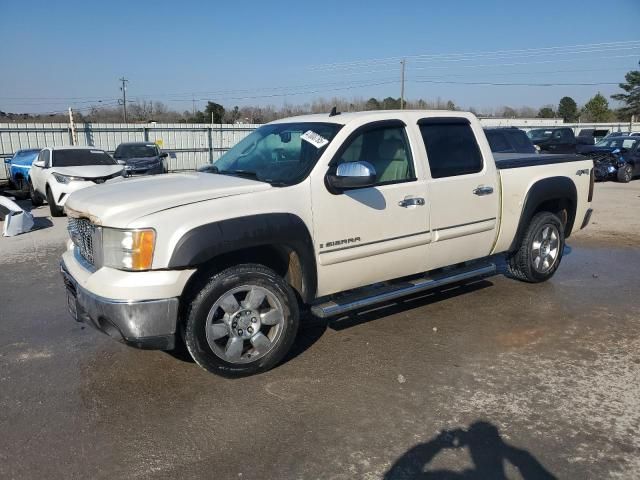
[1,182,639,479]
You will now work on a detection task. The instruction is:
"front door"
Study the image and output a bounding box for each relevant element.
[310,120,430,297]
[417,118,500,270]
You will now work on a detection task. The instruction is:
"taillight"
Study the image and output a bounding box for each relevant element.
[588,168,594,202]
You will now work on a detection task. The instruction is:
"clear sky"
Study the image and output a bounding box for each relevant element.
[1,0,639,114]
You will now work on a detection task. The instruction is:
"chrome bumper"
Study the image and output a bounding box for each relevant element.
[60,259,178,350]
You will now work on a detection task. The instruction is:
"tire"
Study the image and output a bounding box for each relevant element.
[183,264,299,377]
[617,164,633,183]
[29,181,44,207]
[46,186,64,217]
[507,212,565,283]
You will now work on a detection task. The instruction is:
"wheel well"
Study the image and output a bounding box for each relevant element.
[533,197,575,235]
[182,245,307,307]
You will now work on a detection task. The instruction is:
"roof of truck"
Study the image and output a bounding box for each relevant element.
[270,110,476,125]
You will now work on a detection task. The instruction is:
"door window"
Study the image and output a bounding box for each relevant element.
[335,126,415,185]
[419,122,483,178]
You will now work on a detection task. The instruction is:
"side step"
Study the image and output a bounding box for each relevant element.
[311,262,496,319]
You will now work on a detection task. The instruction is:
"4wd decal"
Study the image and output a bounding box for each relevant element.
[320,237,361,249]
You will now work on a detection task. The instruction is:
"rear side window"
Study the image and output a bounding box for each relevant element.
[419,122,483,178]
[485,131,512,153]
[505,130,536,153]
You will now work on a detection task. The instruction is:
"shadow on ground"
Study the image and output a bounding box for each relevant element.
[384,420,557,479]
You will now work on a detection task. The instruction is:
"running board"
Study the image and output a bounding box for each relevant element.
[311,263,496,319]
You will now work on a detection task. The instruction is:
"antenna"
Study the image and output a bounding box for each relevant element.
[329,106,340,117]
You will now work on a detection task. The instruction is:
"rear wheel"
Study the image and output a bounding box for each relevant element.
[183,264,299,377]
[46,186,64,217]
[507,212,565,283]
[617,164,633,183]
[29,181,44,207]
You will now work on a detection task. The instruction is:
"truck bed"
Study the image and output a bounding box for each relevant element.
[494,153,588,169]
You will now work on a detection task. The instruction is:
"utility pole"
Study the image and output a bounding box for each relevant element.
[68,107,77,145]
[400,59,406,110]
[119,77,128,123]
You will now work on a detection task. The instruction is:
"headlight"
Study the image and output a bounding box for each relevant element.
[102,228,156,271]
[52,172,83,184]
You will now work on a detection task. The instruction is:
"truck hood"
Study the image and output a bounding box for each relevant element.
[65,172,272,226]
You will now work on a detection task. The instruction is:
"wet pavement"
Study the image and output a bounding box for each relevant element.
[1,188,640,479]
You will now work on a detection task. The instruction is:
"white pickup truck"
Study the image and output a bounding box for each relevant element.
[60,111,594,377]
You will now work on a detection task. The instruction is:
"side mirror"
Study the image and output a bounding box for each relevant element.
[33,160,45,168]
[159,152,168,158]
[326,161,377,191]
[116,159,127,166]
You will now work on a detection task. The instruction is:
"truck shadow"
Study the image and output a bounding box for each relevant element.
[284,279,494,364]
[383,420,557,479]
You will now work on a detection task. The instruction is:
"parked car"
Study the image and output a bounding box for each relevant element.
[527,127,593,154]
[577,128,610,143]
[583,136,640,182]
[484,127,537,154]
[61,110,593,377]
[29,146,125,216]
[114,142,168,175]
[3,148,41,193]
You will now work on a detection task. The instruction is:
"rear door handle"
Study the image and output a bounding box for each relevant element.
[398,197,425,207]
[473,186,494,196]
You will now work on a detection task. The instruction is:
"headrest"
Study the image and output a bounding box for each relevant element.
[378,139,406,161]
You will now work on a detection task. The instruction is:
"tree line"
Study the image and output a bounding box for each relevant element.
[2,62,639,124]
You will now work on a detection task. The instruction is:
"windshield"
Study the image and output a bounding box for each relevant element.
[211,122,342,185]
[13,150,40,162]
[527,129,553,141]
[595,138,639,150]
[53,149,116,167]
[114,144,158,159]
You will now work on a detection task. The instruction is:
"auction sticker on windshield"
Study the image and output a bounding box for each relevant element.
[301,130,329,149]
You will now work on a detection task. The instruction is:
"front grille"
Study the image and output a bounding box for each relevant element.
[68,218,96,265]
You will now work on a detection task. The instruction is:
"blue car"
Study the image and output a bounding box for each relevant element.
[3,148,41,192]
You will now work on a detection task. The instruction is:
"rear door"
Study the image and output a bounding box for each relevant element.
[417,117,500,270]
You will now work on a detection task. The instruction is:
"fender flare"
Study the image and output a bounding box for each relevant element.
[509,176,577,252]
[169,213,317,301]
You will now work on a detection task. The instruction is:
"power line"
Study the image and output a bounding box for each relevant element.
[308,40,640,71]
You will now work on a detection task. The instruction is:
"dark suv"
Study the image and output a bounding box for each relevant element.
[113,142,168,175]
[484,127,537,154]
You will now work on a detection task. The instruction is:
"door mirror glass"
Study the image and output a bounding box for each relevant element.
[326,161,377,190]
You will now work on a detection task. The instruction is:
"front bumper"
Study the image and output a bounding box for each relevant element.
[60,259,179,350]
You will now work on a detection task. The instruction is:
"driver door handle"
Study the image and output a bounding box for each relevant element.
[473,186,494,196]
[398,197,425,207]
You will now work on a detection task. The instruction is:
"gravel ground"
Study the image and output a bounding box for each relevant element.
[0,180,639,479]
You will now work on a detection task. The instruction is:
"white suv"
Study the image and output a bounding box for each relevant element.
[29,146,124,216]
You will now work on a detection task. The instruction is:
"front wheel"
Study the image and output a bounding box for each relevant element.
[46,186,64,217]
[183,264,299,377]
[507,212,565,283]
[617,164,633,183]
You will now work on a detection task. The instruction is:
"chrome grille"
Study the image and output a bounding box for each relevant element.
[67,218,96,265]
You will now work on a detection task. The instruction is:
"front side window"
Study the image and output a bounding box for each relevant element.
[212,122,341,185]
[52,149,115,167]
[334,126,415,185]
[419,122,483,178]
